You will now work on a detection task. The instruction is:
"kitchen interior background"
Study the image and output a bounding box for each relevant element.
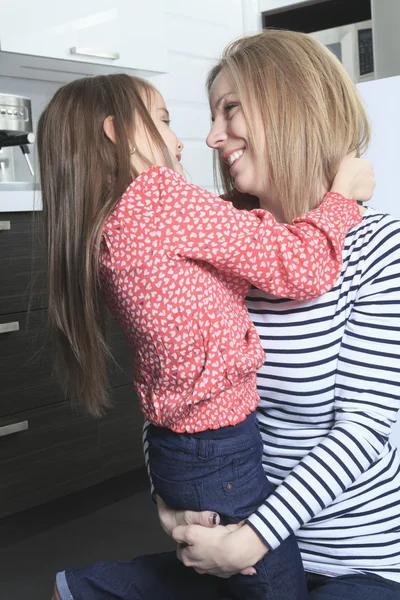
[1,0,400,590]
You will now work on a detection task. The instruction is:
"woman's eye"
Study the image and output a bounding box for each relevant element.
[162,119,171,126]
[224,102,239,114]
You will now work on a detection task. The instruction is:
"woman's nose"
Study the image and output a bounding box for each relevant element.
[206,121,227,149]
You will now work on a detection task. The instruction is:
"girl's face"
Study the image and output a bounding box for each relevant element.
[207,70,267,199]
[135,91,184,175]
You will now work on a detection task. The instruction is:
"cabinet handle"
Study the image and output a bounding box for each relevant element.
[70,47,120,60]
[0,321,19,334]
[0,221,11,231]
[0,421,28,438]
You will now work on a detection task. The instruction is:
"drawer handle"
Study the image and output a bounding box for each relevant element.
[0,221,11,231]
[0,421,28,438]
[0,321,19,334]
[70,47,120,60]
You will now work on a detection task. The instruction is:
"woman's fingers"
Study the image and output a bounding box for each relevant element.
[182,509,220,527]
[157,496,220,530]
[240,567,257,575]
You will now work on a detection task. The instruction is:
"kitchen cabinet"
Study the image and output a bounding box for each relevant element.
[0,211,145,519]
[0,385,144,518]
[258,0,308,11]
[260,0,400,82]
[0,0,167,81]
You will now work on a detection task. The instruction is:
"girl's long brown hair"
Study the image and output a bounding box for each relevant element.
[207,30,371,221]
[37,74,173,416]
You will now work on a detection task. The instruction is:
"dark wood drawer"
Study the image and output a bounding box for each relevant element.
[0,401,101,518]
[0,309,134,416]
[0,213,146,519]
[0,254,46,314]
[0,310,61,416]
[99,384,144,478]
[0,212,46,314]
[0,212,41,261]
[0,385,144,519]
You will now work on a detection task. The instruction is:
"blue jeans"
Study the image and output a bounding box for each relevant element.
[306,572,400,599]
[147,413,307,600]
[56,554,400,599]
[147,413,306,600]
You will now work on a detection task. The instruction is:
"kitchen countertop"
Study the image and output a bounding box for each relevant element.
[0,184,42,211]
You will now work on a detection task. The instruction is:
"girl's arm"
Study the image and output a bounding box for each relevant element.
[109,166,365,301]
[155,168,360,300]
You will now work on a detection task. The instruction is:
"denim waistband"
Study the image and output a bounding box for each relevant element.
[151,412,257,441]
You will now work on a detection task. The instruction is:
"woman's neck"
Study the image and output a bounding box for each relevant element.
[259,181,332,224]
[258,194,286,223]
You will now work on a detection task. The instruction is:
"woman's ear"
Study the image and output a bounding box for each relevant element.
[103,116,116,143]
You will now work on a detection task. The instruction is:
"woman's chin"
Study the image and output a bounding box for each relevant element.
[235,180,254,196]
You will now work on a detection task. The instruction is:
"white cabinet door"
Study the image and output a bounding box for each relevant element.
[0,0,166,73]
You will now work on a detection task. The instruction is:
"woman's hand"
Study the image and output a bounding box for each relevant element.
[172,522,268,578]
[331,153,375,202]
[156,496,220,538]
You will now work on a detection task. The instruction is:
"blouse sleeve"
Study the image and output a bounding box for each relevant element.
[153,168,361,300]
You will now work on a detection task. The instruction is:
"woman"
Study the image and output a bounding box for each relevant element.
[54,30,397,599]
[156,31,400,597]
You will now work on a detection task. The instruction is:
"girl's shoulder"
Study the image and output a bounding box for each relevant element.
[109,167,180,217]
[118,166,191,209]
[103,167,190,237]
[123,165,177,196]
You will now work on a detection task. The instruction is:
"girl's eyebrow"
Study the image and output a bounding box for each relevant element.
[158,107,170,119]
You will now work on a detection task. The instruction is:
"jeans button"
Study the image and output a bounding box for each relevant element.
[226,483,232,491]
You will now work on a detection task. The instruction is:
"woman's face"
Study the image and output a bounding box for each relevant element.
[207,70,266,198]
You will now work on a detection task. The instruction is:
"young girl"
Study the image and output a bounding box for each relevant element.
[37,73,372,600]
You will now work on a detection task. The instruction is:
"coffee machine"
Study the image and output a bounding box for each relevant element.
[0,94,35,188]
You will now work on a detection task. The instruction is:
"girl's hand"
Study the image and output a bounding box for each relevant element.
[172,522,268,578]
[156,496,220,538]
[331,153,375,202]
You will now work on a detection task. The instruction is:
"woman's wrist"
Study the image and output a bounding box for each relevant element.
[224,524,269,570]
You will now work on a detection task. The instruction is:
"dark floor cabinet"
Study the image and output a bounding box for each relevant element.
[0,212,144,519]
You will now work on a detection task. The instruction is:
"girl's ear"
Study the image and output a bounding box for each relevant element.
[103,115,116,143]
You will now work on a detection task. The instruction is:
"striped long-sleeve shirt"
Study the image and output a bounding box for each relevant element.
[143,208,400,582]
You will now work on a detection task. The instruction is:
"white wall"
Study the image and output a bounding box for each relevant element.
[357,75,400,444]
[358,76,400,220]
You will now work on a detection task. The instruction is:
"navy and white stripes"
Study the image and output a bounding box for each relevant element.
[246,208,400,581]
[144,208,400,582]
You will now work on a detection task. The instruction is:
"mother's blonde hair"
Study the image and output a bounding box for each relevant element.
[207,29,371,221]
